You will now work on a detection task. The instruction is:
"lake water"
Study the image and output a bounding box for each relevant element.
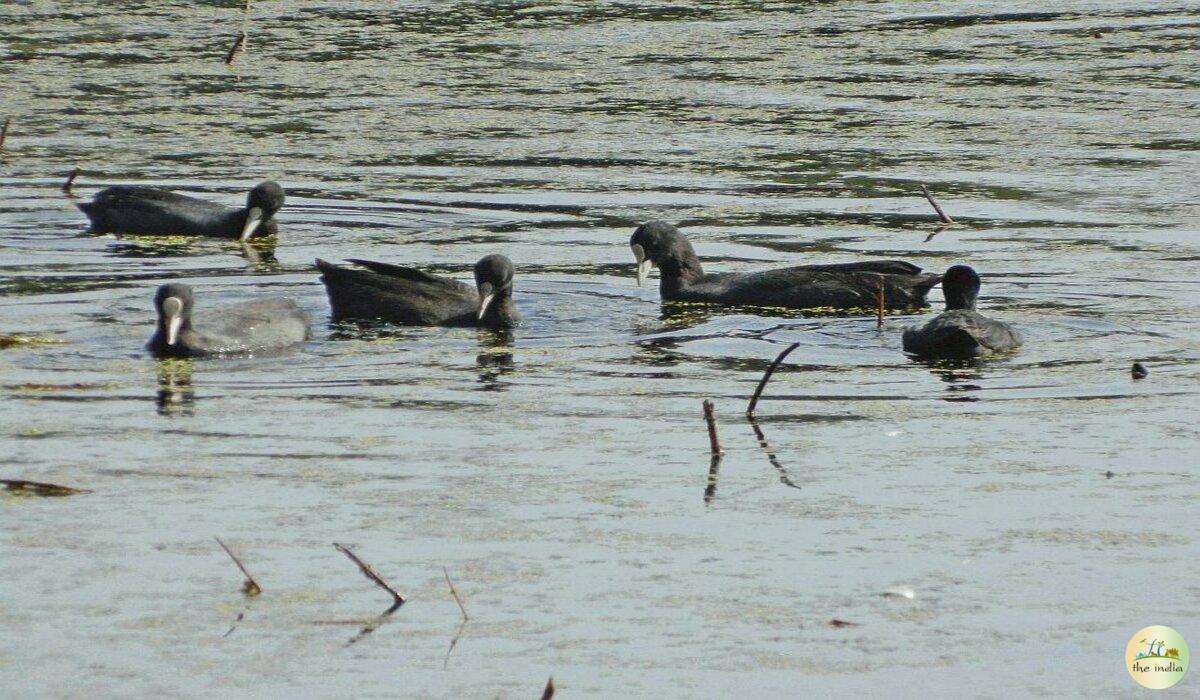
[1,1,1198,696]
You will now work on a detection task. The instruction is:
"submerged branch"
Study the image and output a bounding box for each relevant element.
[920,184,955,224]
[215,536,262,596]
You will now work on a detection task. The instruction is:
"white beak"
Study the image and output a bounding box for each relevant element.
[240,206,264,242]
[477,292,496,320]
[162,296,184,346]
[631,243,653,286]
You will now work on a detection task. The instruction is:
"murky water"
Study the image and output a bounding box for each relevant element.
[2,1,1198,696]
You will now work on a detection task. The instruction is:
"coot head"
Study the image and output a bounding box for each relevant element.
[241,181,286,241]
[943,264,981,310]
[474,254,515,320]
[629,221,698,286]
[154,283,195,346]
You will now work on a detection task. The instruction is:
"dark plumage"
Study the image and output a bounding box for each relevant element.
[147,283,310,357]
[78,181,285,240]
[902,265,1022,357]
[630,221,941,310]
[315,255,521,328]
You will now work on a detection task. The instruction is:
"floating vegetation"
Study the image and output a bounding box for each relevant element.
[0,334,63,349]
[1,479,89,497]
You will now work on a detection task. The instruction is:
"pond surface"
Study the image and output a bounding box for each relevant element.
[1,1,1198,696]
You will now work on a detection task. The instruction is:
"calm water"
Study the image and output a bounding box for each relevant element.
[2,1,1198,696]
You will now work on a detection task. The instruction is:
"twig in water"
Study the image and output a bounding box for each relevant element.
[0,117,9,150]
[62,168,80,195]
[746,342,801,416]
[747,416,801,490]
[876,277,885,329]
[223,611,245,638]
[920,184,955,224]
[215,536,262,596]
[334,543,405,612]
[702,399,722,455]
[224,31,247,65]
[703,454,721,504]
[443,566,469,621]
[1,478,88,497]
[541,676,555,700]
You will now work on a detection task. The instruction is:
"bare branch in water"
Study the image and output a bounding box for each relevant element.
[443,566,469,621]
[703,454,722,505]
[334,543,405,609]
[215,537,262,596]
[920,184,955,224]
[746,342,801,416]
[702,399,723,455]
[541,676,556,699]
[224,31,247,65]
[62,168,80,195]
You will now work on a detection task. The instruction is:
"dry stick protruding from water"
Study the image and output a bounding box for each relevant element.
[334,543,406,612]
[0,117,10,150]
[920,184,955,224]
[224,31,247,65]
[1,478,88,497]
[702,399,723,455]
[875,276,885,329]
[62,168,80,195]
[443,566,469,621]
[215,536,262,596]
[746,342,801,416]
[541,676,555,700]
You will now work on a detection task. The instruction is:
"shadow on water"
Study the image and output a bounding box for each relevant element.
[475,328,515,392]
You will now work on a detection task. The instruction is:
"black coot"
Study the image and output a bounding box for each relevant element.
[630,221,941,310]
[147,283,310,357]
[79,181,284,240]
[902,265,1022,357]
[316,255,521,328]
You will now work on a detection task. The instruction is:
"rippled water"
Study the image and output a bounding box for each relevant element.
[2,1,1198,696]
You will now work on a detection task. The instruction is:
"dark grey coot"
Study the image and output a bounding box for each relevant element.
[315,255,521,328]
[147,283,311,357]
[902,265,1022,358]
[630,221,941,310]
[79,181,285,241]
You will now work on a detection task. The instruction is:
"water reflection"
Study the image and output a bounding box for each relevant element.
[155,358,195,416]
[914,357,984,401]
[475,328,514,391]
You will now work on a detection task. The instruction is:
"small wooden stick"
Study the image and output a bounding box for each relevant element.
[0,117,10,150]
[443,566,469,621]
[224,31,247,65]
[702,400,722,455]
[62,168,80,194]
[334,543,405,608]
[215,537,262,596]
[920,184,955,224]
[876,277,885,329]
[746,342,801,416]
[541,676,555,700]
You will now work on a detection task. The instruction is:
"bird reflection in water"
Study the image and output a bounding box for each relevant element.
[919,357,984,401]
[155,357,195,416]
[475,328,514,391]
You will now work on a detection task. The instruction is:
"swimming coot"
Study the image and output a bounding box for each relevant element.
[79,181,284,240]
[630,221,940,310]
[315,255,521,328]
[902,265,1022,357]
[147,283,310,357]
